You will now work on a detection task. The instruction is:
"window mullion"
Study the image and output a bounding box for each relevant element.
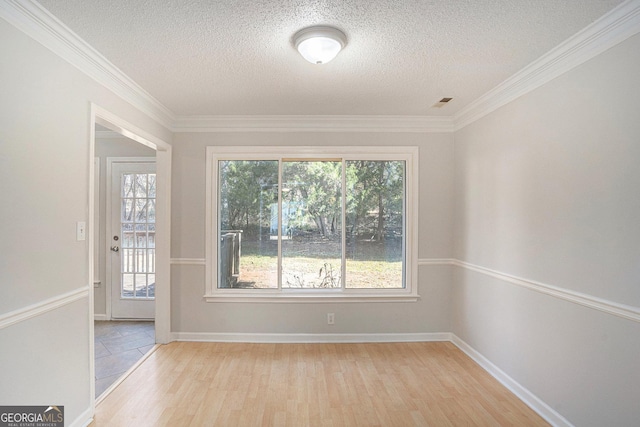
[277,158,283,290]
[341,159,346,290]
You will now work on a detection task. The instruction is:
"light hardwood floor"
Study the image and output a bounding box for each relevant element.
[92,341,549,426]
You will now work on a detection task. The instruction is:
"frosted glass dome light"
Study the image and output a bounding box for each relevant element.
[293,26,347,64]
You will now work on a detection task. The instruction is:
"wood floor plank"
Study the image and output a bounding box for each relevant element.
[92,342,549,426]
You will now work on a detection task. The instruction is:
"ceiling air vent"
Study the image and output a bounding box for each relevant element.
[432,97,453,108]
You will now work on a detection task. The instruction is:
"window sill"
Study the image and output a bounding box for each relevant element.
[203,292,420,303]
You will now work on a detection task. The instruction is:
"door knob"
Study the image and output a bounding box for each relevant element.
[110,246,120,253]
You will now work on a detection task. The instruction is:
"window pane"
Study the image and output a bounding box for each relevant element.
[122,249,134,273]
[121,199,133,223]
[345,161,404,288]
[148,199,156,223]
[135,249,147,272]
[136,232,147,248]
[148,274,156,297]
[122,273,134,297]
[135,274,148,297]
[122,174,134,198]
[135,199,147,222]
[281,161,342,288]
[135,174,148,197]
[218,160,279,288]
[148,174,157,198]
[148,249,156,272]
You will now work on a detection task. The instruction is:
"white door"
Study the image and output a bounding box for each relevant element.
[109,161,156,319]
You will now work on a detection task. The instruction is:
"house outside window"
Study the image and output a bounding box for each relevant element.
[205,146,419,302]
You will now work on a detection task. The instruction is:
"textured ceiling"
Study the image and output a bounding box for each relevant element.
[38,0,623,117]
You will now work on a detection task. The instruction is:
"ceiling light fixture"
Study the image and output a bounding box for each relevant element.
[293,26,347,65]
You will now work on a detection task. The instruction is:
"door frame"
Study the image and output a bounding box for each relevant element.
[88,104,172,404]
[106,157,157,320]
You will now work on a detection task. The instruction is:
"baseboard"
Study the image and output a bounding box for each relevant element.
[94,314,108,321]
[171,331,452,343]
[450,334,573,427]
[67,405,93,427]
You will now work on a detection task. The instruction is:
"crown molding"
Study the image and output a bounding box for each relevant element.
[172,115,455,133]
[3,0,639,134]
[454,0,640,131]
[0,0,175,129]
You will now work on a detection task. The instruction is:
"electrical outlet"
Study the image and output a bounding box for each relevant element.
[327,313,335,325]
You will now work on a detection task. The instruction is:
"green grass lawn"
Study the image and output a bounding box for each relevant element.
[235,254,402,289]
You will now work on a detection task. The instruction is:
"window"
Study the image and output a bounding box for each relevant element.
[205,146,418,302]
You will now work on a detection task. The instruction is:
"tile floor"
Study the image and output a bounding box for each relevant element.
[94,321,155,398]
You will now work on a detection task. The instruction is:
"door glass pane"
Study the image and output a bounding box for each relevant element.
[122,273,134,297]
[122,199,133,223]
[218,160,279,288]
[148,274,156,297]
[122,223,134,248]
[135,199,147,222]
[135,174,148,198]
[148,174,157,198]
[148,199,156,222]
[345,161,405,288]
[135,274,148,297]
[281,161,342,288]
[122,174,134,198]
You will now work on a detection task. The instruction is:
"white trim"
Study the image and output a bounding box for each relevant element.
[88,106,97,411]
[450,334,573,427]
[173,115,454,133]
[203,294,420,303]
[95,344,161,405]
[95,130,130,140]
[0,0,174,129]
[67,406,94,427]
[418,258,455,266]
[171,332,450,343]
[93,158,100,285]
[453,260,640,323]
[0,287,88,330]
[170,258,206,265]
[454,0,640,130]
[94,314,108,321]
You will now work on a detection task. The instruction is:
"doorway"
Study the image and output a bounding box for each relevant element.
[89,104,171,405]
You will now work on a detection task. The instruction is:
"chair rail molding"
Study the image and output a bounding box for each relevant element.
[453,259,640,323]
[0,287,88,330]
[170,258,206,265]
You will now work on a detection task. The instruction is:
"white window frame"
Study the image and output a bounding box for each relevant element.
[205,146,419,302]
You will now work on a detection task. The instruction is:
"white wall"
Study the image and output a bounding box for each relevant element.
[452,33,640,426]
[93,137,155,317]
[170,131,454,335]
[0,18,170,424]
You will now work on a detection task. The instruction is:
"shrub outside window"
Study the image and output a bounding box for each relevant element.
[205,146,418,302]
